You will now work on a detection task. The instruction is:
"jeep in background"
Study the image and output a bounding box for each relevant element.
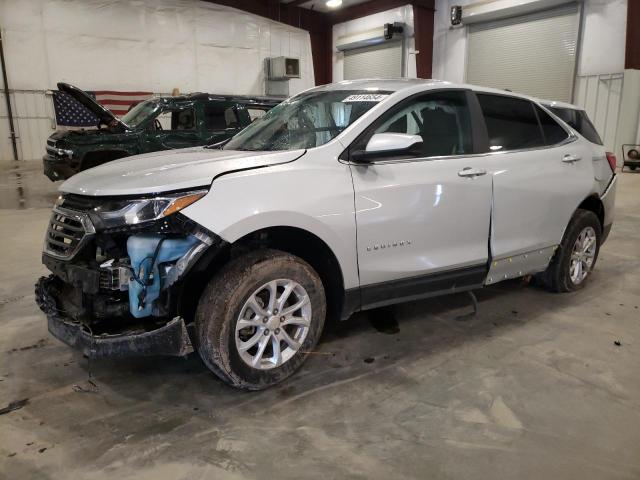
[43,82,280,181]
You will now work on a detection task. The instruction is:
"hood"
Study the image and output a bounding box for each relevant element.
[49,128,125,145]
[59,147,306,196]
[57,82,129,130]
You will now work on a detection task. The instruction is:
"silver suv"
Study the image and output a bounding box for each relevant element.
[36,79,617,389]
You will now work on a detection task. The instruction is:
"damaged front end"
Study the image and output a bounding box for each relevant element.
[35,190,224,358]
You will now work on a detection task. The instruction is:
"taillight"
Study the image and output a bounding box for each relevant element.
[605,152,616,172]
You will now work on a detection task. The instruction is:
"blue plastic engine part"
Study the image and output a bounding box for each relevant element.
[127,234,200,318]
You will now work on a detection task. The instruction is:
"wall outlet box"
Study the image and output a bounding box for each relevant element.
[268,57,300,80]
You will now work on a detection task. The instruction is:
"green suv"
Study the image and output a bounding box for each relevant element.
[44,83,279,181]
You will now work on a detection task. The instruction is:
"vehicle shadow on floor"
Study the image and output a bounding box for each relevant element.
[73,277,587,414]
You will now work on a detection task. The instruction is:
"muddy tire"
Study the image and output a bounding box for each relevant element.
[194,249,326,390]
[537,209,602,292]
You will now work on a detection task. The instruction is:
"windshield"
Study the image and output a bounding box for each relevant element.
[224,90,390,151]
[121,100,161,128]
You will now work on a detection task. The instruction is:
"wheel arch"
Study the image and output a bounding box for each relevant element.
[576,194,605,230]
[233,226,347,324]
[179,225,349,325]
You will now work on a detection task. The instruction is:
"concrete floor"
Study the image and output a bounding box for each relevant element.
[0,160,639,480]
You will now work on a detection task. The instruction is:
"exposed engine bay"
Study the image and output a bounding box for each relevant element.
[35,191,225,358]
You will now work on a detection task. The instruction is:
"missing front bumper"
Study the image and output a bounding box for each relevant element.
[47,314,193,359]
[36,276,193,359]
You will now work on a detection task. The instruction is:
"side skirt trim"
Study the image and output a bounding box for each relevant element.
[341,264,487,319]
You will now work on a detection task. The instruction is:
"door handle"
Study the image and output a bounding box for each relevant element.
[562,154,582,163]
[458,167,487,178]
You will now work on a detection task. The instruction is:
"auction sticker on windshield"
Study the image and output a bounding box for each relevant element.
[342,94,389,102]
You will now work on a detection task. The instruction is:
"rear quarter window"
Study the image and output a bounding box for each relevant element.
[549,107,603,145]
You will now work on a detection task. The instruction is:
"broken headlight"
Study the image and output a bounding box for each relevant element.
[84,189,208,229]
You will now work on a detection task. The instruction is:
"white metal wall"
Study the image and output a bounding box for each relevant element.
[573,73,624,153]
[0,90,56,163]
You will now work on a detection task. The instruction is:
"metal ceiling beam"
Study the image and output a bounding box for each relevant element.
[413,2,434,79]
[626,0,639,70]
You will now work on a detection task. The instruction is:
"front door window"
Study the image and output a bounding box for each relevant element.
[144,104,201,151]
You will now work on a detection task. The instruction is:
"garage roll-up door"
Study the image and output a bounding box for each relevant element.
[344,41,403,80]
[466,3,580,102]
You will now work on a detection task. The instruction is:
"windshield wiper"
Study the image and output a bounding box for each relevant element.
[205,138,231,149]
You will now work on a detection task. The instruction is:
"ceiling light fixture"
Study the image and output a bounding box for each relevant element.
[326,0,343,8]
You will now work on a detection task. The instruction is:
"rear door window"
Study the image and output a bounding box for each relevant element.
[549,107,603,145]
[204,103,239,130]
[535,106,569,145]
[477,94,544,151]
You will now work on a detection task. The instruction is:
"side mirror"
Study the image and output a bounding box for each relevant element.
[351,133,423,163]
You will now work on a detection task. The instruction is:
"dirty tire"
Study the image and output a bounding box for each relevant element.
[537,209,602,292]
[195,249,326,390]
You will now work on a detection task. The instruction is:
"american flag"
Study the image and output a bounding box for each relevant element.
[52,91,99,128]
[52,89,153,129]
[94,90,154,116]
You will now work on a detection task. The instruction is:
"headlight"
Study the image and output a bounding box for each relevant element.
[86,189,208,229]
[57,148,74,158]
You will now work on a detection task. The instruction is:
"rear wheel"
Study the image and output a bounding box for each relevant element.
[537,209,601,292]
[195,249,326,390]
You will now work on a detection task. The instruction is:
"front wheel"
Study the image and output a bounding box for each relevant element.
[195,249,326,390]
[537,209,602,292]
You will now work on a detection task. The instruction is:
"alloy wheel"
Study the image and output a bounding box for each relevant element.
[569,226,597,285]
[235,279,311,369]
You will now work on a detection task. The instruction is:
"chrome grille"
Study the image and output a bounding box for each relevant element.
[46,139,57,156]
[45,139,73,158]
[44,207,95,259]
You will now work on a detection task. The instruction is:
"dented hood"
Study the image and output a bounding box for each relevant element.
[59,147,305,196]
